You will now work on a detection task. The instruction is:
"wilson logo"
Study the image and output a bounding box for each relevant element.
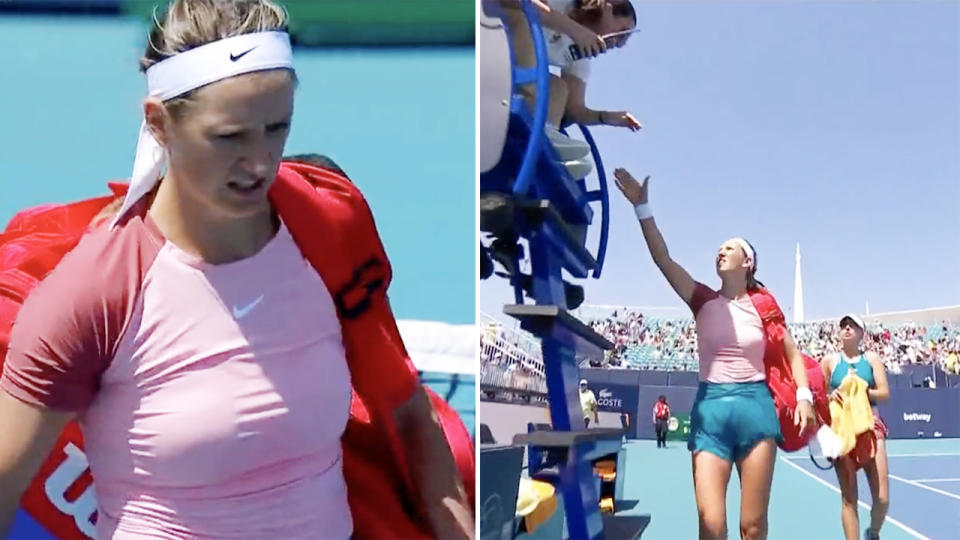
[45,443,97,538]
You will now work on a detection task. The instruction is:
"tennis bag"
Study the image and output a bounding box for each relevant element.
[0,157,474,539]
[749,288,830,451]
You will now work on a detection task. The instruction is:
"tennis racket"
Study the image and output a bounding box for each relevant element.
[809,425,840,470]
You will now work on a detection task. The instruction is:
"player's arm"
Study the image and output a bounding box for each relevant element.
[394,387,474,539]
[821,354,833,393]
[613,169,697,305]
[563,74,598,125]
[866,351,890,404]
[783,330,815,431]
[0,392,74,537]
[0,233,114,537]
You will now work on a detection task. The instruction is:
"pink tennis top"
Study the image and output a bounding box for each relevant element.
[689,282,766,384]
[1,211,353,539]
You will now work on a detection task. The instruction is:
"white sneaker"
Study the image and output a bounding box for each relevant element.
[545,125,590,161]
[563,155,594,180]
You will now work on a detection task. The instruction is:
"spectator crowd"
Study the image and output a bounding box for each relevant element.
[588,310,960,376]
[480,321,547,400]
[479,310,960,397]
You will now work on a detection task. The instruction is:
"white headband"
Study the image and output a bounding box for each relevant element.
[112,31,294,227]
[730,237,755,270]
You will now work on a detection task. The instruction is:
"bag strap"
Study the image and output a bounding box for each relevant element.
[749,287,784,326]
[749,287,789,349]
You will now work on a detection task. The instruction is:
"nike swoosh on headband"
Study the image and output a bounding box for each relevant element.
[115,32,293,227]
[230,46,257,62]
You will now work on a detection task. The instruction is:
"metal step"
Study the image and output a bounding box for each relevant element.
[513,428,625,448]
[601,513,651,539]
[504,304,613,357]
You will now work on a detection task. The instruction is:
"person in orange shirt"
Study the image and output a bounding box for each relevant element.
[653,395,671,448]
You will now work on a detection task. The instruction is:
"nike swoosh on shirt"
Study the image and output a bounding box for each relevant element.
[233,295,265,319]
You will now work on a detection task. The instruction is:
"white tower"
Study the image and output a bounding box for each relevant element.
[793,243,805,323]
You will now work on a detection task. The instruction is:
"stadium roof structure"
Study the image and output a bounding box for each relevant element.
[860,305,960,326]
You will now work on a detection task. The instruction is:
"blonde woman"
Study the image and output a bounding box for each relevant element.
[0,2,471,538]
[822,314,890,540]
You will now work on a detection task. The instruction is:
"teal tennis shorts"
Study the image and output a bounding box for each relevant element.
[688,381,783,462]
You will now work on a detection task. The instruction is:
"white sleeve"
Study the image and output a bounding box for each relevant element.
[562,58,591,82]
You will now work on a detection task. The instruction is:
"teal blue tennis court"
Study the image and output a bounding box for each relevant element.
[608,439,960,539]
[508,438,959,539]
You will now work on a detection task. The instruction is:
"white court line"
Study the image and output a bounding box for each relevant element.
[885,452,960,458]
[784,452,960,460]
[889,474,960,501]
[911,478,960,483]
[778,457,930,540]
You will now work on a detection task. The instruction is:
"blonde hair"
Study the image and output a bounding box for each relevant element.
[140,0,291,117]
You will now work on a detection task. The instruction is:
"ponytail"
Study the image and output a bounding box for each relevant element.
[743,239,762,291]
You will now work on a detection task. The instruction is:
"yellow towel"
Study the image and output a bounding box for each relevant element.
[516,478,558,533]
[828,374,875,456]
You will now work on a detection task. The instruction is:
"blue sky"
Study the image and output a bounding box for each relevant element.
[481,0,960,322]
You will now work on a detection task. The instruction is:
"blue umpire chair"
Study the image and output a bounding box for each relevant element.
[478,1,648,537]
